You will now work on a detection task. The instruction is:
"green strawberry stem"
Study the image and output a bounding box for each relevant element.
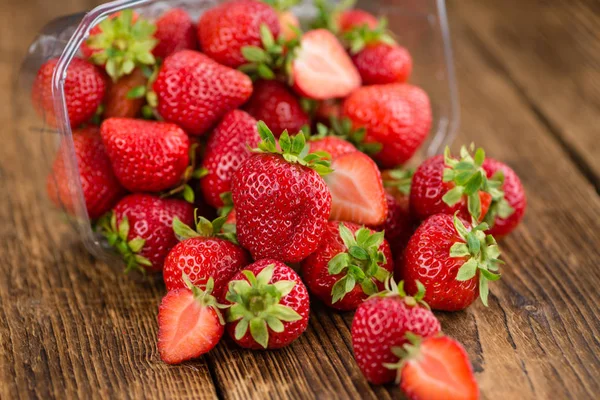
[311,0,356,33]
[253,121,333,176]
[450,214,503,306]
[225,264,301,348]
[372,277,430,309]
[172,209,238,245]
[328,223,390,303]
[343,18,396,54]
[383,167,414,195]
[160,143,207,204]
[384,332,424,383]
[183,275,230,325]
[329,116,382,155]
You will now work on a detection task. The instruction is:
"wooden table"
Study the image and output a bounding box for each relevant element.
[1,0,599,398]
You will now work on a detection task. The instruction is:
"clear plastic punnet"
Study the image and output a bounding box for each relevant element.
[18,0,459,264]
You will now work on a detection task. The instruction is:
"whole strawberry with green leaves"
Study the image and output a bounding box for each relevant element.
[221,259,310,349]
[231,122,332,263]
[301,221,393,311]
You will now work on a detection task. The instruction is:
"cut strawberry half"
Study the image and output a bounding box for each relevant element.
[157,277,225,364]
[292,29,361,100]
[393,335,480,400]
[324,151,387,225]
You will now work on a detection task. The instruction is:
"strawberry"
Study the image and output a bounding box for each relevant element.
[410,146,502,223]
[198,0,280,68]
[301,221,393,310]
[308,136,356,159]
[82,10,157,81]
[390,335,480,400]
[103,68,147,119]
[315,100,342,124]
[157,276,226,364]
[98,194,194,272]
[153,50,253,135]
[370,192,414,256]
[153,8,197,59]
[400,213,503,311]
[200,110,261,208]
[100,118,190,193]
[47,127,125,219]
[482,158,526,237]
[277,10,301,40]
[292,29,361,100]
[352,279,441,384]
[221,259,309,349]
[163,213,250,296]
[342,83,432,168]
[32,58,106,128]
[323,151,387,226]
[231,123,332,263]
[244,80,309,138]
[351,43,412,85]
[337,9,378,34]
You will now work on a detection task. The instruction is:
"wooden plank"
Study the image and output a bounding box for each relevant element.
[450,0,600,188]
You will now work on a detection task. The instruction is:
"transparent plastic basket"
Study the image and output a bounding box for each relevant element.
[17,0,459,264]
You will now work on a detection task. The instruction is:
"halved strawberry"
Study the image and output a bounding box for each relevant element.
[324,151,387,225]
[292,29,361,100]
[157,277,226,365]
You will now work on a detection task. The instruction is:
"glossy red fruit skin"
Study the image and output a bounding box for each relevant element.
[308,137,357,159]
[301,222,394,311]
[370,192,415,256]
[163,237,250,296]
[231,153,332,263]
[410,155,492,222]
[400,214,478,311]
[483,158,526,237]
[113,194,194,272]
[103,68,147,119]
[244,80,309,138]
[352,44,412,85]
[100,118,190,193]
[47,127,126,220]
[198,0,280,68]
[153,8,198,59]
[342,84,432,168]
[337,9,378,34]
[221,259,310,349]
[200,110,261,208]
[32,58,106,128]
[153,50,253,136]
[352,296,441,384]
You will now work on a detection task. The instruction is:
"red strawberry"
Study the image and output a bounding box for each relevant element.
[323,151,387,226]
[370,192,414,255]
[231,123,332,263]
[32,58,106,128]
[400,213,503,311]
[158,277,226,364]
[482,158,526,237]
[337,9,378,34]
[99,194,194,272]
[100,118,190,193]
[315,100,342,124]
[103,68,147,119]
[301,221,393,310]
[198,0,280,68]
[81,10,157,81]
[163,214,250,296]
[244,80,309,138]
[153,50,253,135]
[352,279,441,384]
[342,83,432,168]
[200,110,261,208]
[292,29,361,100]
[410,146,498,223]
[153,8,198,59]
[278,10,300,40]
[221,259,309,349]
[394,335,480,400]
[352,43,412,85]
[309,136,356,159]
[47,127,125,219]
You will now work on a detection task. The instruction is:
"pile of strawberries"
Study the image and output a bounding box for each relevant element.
[34,1,527,398]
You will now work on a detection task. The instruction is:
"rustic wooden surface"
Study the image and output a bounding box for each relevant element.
[1,0,599,399]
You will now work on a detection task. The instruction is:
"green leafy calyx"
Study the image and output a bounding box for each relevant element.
[184,275,229,325]
[260,0,300,11]
[383,168,414,196]
[86,9,158,81]
[328,223,390,304]
[373,277,430,309]
[311,0,356,33]
[343,18,396,54]
[253,121,333,176]
[225,264,302,348]
[160,143,207,204]
[172,209,237,245]
[450,214,503,307]
[384,332,425,383]
[328,117,382,155]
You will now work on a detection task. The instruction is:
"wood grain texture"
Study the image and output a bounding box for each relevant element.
[0,0,599,399]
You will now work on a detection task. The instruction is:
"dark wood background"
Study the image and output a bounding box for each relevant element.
[1,0,599,399]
